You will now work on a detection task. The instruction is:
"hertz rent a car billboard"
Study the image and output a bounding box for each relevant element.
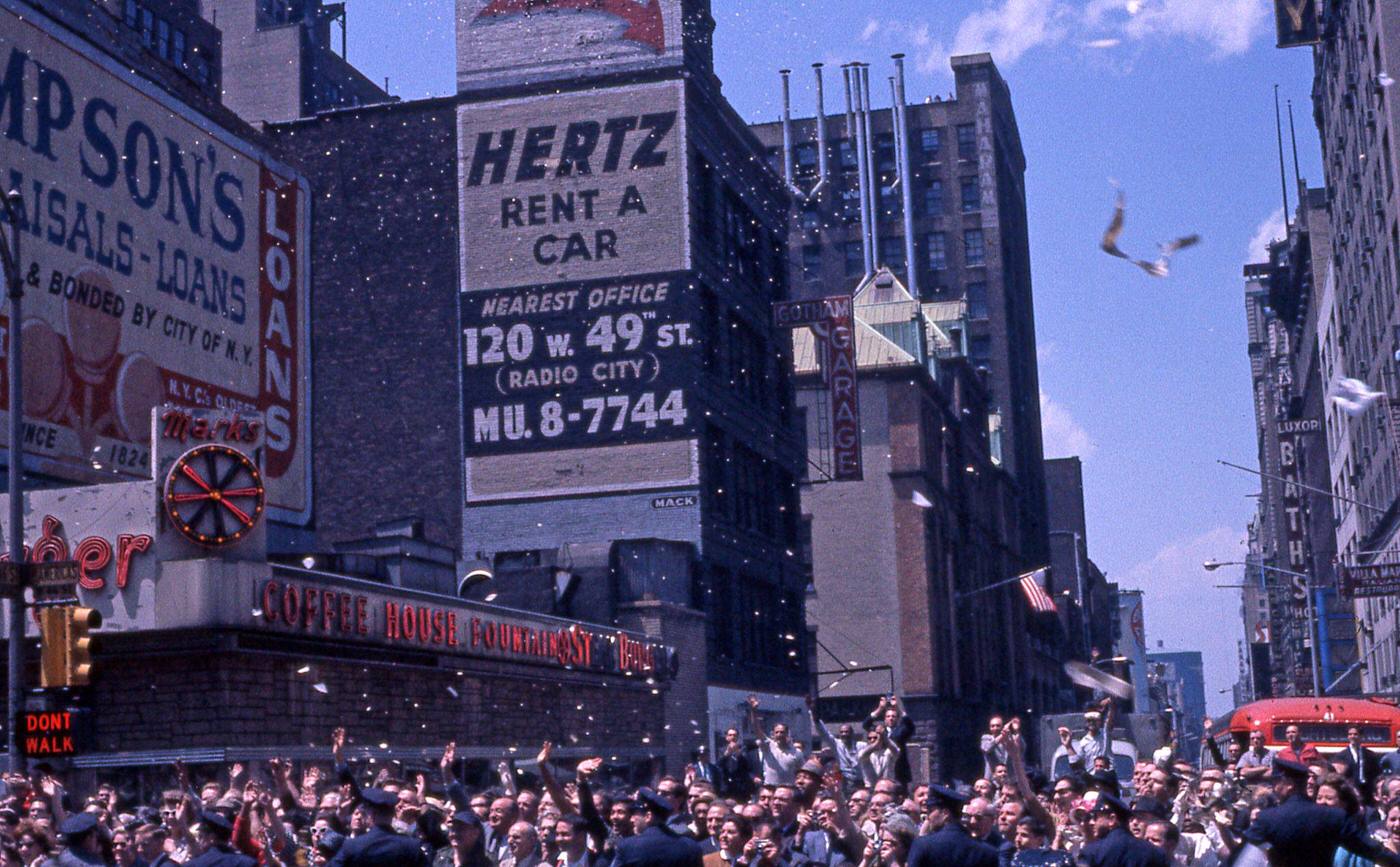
[457,79,688,292]
[0,2,310,521]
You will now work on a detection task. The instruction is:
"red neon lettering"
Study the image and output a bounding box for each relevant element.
[321,590,336,632]
[355,597,368,634]
[262,581,280,623]
[385,602,399,640]
[115,534,153,589]
[73,536,112,590]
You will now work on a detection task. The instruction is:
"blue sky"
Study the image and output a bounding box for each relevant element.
[347,0,1323,711]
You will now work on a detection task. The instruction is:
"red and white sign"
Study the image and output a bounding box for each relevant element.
[773,296,862,481]
[0,2,310,521]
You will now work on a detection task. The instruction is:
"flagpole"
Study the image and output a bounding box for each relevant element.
[956,569,1045,601]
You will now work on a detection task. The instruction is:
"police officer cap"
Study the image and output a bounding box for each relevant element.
[1086,768,1121,798]
[923,784,968,812]
[59,812,99,838]
[197,811,235,835]
[451,809,482,827]
[631,787,673,817]
[796,759,825,779]
[1090,792,1132,820]
[1130,796,1169,819]
[1272,757,1312,781]
[360,787,399,808]
[317,830,346,855]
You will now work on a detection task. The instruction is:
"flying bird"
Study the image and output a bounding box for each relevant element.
[1332,377,1385,415]
[1100,189,1201,276]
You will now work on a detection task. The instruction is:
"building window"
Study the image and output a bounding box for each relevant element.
[124,0,138,28]
[802,244,823,283]
[878,184,899,218]
[172,30,186,69]
[967,281,988,320]
[920,128,942,161]
[764,147,782,176]
[964,229,985,267]
[927,232,947,271]
[879,236,906,274]
[140,8,154,46]
[843,241,864,276]
[876,133,896,172]
[800,205,821,232]
[960,176,980,212]
[957,123,976,159]
[156,18,170,59]
[924,179,943,216]
[795,142,818,174]
[970,335,992,368]
[838,139,858,172]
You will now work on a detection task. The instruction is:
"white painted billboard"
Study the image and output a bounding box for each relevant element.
[0,1,311,520]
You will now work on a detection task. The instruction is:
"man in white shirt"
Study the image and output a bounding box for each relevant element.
[747,695,805,785]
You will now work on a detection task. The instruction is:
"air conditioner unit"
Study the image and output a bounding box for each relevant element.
[1339,231,1351,246]
[1349,72,1360,90]
[1367,109,1379,129]
[1375,197,1386,216]
[1364,237,1376,252]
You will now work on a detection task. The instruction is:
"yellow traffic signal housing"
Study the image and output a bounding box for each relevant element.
[37,606,102,688]
[37,608,67,689]
[67,607,99,686]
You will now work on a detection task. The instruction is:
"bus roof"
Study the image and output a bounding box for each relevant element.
[1220,697,1400,730]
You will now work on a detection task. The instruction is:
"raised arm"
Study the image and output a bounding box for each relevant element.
[536,741,573,816]
[1005,729,1054,832]
[746,695,764,742]
[575,758,610,851]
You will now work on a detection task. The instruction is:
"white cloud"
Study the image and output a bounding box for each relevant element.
[951,0,1070,64]
[1120,526,1249,712]
[1115,0,1269,55]
[1040,392,1096,458]
[1247,207,1286,263]
[859,18,880,43]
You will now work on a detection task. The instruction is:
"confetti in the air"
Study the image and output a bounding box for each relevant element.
[1100,188,1200,277]
[312,683,328,694]
[297,665,311,674]
[1332,377,1385,415]
[911,490,934,509]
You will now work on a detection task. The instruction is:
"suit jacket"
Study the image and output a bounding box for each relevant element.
[326,824,430,867]
[908,823,999,867]
[609,826,704,867]
[1076,827,1168,867]
[1243,792,1400,867]
[1341,744,1382,790]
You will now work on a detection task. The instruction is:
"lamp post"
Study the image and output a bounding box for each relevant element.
[1204,559,1322,697]
[0,190,22,771]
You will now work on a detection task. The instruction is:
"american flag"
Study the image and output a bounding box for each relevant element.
[1018,568,1057,614]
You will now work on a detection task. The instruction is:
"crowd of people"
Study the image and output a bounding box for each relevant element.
[4,695,1400,865]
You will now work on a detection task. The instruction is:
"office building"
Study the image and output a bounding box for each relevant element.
[749,54,1048,565]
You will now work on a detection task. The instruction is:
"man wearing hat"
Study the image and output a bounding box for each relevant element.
[54,813,108,867]
[327,788,430,867]
[907,786,997,867]
[1242,757,1400,866]
[609,788,703,867]
[183,812,255,867]
[1077,792,1166,867]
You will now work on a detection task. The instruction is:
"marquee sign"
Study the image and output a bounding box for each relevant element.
[0,2,311,521]
[259,576,677,679]
[1339,559,1400,598]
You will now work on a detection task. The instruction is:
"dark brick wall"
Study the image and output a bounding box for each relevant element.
[265,99,464,555]
[71,630,665,754]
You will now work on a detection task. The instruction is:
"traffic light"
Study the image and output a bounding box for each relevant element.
[67,607,100,686]
[37,606,102,688]
[38,608,66,689]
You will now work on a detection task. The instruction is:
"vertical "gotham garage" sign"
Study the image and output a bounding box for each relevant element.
[457,80,688,292]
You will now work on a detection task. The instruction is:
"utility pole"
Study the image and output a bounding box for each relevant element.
[1,190,24,771]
